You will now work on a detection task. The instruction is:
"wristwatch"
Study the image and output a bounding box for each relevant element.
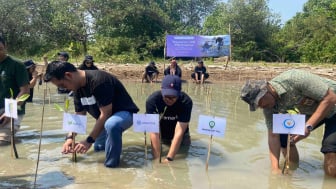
[306,125,313,132]
[86,136,95,144]
[166,157,174,161]
[65,134,73,140]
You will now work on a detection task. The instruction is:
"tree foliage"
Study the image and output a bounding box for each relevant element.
[0,0,335,63]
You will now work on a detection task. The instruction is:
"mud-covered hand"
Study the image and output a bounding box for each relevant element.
[74,140,92,154]
[62,139,74,154]
[291,127,311,144]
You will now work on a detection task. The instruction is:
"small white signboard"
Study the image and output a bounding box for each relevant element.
[273,114,305,135]
[63,113,87,134]
[133,114,159,133]
[4,98,17,118]
[197,115,226,137]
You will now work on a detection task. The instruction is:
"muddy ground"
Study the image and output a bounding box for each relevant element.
[92,61,336,83]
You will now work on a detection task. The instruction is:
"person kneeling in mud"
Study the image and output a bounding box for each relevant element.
[146,75,193,162]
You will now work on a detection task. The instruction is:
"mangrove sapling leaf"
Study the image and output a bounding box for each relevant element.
[54,104,65,112]
[9,88,13,98]
[65,99,70,111]
[17,94,30,102]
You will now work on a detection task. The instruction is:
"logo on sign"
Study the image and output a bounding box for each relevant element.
[209,121,215,129]
[283,119,295,129]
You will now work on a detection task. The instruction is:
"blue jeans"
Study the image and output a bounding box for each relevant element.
[94,111,133,168]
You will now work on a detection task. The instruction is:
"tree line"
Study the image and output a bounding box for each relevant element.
[0,0,335,63]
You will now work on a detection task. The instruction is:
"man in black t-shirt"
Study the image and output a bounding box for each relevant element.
[146,75,193,163]
[142,61,159,83]
[44,61,139,168]
[191,60,209,84]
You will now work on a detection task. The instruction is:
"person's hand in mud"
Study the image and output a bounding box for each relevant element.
[0,113,10,127]
[291,127,311,144]
[62,138,75,154]
[73,140,92,154]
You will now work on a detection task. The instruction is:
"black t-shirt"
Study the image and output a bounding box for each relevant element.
[164,65,182,78]
[78,64,98,70]
[27,72,33,102]
[145,65,159,75]
[74,70,139,119]
[146,91,193,140]
[194,66,206,74]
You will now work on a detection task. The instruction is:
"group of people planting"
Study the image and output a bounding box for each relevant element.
[1,34,336,177]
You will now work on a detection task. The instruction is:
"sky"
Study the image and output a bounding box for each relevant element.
[221,0,308,24]
[268,0,308,23]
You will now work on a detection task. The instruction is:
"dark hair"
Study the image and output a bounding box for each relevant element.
[44,61,77,82]
[0,36,6,46]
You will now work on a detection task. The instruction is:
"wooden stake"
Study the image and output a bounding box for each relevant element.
[10,117,18,158]
[72,132,77,162]
[282,133,291,174]
[34,88,47,187]
[144,131,147,160]
[206,135,213,171]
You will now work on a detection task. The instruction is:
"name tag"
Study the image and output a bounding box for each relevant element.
[80,96,96,106]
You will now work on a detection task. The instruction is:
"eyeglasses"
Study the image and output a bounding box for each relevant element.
[85,61,93,64]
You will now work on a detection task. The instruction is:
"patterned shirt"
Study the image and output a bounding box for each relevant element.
[263,69,336,129]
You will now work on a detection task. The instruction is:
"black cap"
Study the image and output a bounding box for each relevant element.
[85,55,94,62]
[23,60,36,69]
[161,75,182,97]
[57,52,69,60]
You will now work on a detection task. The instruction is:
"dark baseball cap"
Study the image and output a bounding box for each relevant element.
[57,52,69,59]
[85,55,94,61]
[23,60,36,69]
[161,75,181,97]
[240,80,268,111]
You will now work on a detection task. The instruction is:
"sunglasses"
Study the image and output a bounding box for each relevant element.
[163,95,177,100]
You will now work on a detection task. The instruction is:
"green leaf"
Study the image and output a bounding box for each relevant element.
[17,94,30,102]
[65,99,70,112]
[9,88,14,98]
[54,103,64,112]
[287,107,299,114]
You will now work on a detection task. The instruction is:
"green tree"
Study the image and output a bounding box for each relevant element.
[281,0,336,63]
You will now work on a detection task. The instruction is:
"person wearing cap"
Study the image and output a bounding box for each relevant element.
[164,59,182,78]
[142,61,159,83]
[78,55,98,70]
[146,75,193,162]
[43,61,139,168]
[55,52,71,94]
[57,51,70,62]
[0,36,29,143]
[240,69,336,177]
[23,60,42,102]
[191,60,209,84]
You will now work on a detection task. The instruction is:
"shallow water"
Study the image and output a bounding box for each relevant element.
[1,82,335,189]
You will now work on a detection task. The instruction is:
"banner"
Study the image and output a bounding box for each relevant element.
[166,35,231,57]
